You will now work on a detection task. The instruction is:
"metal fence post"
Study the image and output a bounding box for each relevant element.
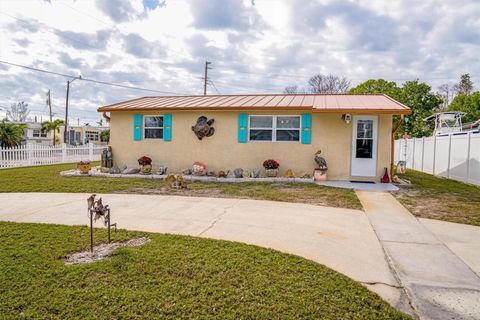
[466,132,472,183]
[447,134,452,178]
[61,143,67,163]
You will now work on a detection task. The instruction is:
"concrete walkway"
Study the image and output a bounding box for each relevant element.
[357,191,480,320]
[0,193,407,311]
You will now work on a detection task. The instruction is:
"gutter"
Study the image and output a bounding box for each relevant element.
[391,115,404,180]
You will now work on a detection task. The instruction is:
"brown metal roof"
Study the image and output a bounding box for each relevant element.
[98,94,410,114]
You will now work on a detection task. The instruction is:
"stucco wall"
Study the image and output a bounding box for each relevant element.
[109,110,392,180]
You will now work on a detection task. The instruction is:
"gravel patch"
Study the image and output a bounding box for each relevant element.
[65,237,150,265]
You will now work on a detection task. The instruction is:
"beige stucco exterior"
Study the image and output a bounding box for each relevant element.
[109,110,392,180]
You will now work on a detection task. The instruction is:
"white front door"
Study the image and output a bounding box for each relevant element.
[351,116,378,177]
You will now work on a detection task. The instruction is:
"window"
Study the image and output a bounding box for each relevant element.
[355,120,373,158]
[249,115,300,142]
[85,131,100,142]
[144,116,163,139]
[32,129,47,138]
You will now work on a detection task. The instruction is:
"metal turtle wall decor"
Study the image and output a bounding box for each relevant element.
[192,116,215,140]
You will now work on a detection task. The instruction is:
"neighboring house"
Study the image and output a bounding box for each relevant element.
[23,122,53,145]
[98,94,410,181]
[60,125,109,146]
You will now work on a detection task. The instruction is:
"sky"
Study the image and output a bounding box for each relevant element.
[0,0,479,125]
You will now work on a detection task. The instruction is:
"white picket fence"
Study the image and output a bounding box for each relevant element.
[0,143,104,168]
[394,132,480,186]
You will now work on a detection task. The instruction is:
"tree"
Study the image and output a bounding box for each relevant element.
[0,120,26,147]
[454,73,474,95]
[307,74,350,93]
[41,119,64,146]
[350,79,442,137]
[398,80,443,137]
[100,129,110,143]
[284,85,300,94]
[448,92,480,123]
[349,79,402,100]
[6,101,30,122]
[437,84,454,110]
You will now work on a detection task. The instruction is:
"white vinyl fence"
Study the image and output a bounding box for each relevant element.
[0,143,104,169]
[394,132,480,186]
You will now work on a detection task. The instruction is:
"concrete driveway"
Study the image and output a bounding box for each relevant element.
[2,192,480,319]
[0,192,407,311]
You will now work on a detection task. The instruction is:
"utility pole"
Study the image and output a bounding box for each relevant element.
[203,61,212,96]
[64,76,81,144]
[47,89,52,121]
[64,80,70,143]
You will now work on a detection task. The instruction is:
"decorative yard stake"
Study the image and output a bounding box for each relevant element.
[87,194,117,252]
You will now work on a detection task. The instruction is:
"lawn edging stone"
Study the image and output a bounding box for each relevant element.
[60,169,315,184]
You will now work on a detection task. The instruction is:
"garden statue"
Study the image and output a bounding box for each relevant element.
[252,168,261,178]
[234,168,244,178]
[314,150,328,181]
[192,116,215,140]
[122,167,140,174]
[77,161,91,174]
[192,162,206,176]
[165,174,188,189]
[218,170,229,178]
[206,171,216,176]
[101,146,113,168]
[243,169,251,178]
[87,194,116,252]
[158,166,168,175]
[284,169,295,178]
[109,164,121,174]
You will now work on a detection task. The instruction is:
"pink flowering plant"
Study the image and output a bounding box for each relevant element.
[263,159,279,170]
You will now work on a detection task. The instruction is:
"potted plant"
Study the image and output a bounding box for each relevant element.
[263,159,279,177]
[77,161,91,174]
[138,156,153,174]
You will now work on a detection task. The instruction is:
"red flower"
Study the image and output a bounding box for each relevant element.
[138,156,152,166]
[263,159,279,169]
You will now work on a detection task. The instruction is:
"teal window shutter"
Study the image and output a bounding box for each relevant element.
[133,114,142,141]
[164,114,172,141]
[301,113,311,144]
[238,113,248,143]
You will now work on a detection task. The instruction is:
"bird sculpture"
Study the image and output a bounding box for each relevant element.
[314,150,328,172]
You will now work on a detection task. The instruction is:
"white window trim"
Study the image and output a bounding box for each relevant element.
[143,115,164,140]
[248,115,301,143]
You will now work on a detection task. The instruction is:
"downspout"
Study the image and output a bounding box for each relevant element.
[102,112,111,123]
[391,114,404,180]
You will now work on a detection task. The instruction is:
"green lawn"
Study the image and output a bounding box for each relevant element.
[0,163,362,210]
[0,222,409,319]
[394,170,480,226]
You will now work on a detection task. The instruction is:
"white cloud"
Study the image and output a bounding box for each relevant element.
[0,0,478,124]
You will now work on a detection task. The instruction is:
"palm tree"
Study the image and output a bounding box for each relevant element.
[0,120,26,148]
[41,119,64,146]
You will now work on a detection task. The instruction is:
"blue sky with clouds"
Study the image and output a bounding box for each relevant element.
[0,0,479,124]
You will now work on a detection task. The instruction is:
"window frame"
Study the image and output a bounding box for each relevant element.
[85,130,100,142]
[32,129,40,138]
[143,115,164,140]
[248,115,301,143]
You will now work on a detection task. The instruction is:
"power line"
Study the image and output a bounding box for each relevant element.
[0,60,190,95]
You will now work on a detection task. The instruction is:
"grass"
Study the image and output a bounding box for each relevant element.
[0,221,409,319]
[0,163,362,210]
[394,169,480,226]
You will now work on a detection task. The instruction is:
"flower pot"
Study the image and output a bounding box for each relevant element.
[265,169,279,177]
[140,164,152,174]
[78,163,91,174]
[314,169,327,181]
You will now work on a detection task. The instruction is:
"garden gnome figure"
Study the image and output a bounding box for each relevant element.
[314,150,328,181]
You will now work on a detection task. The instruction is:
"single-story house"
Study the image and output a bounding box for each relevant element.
[98,94,410,181]
[60,125,109,146]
